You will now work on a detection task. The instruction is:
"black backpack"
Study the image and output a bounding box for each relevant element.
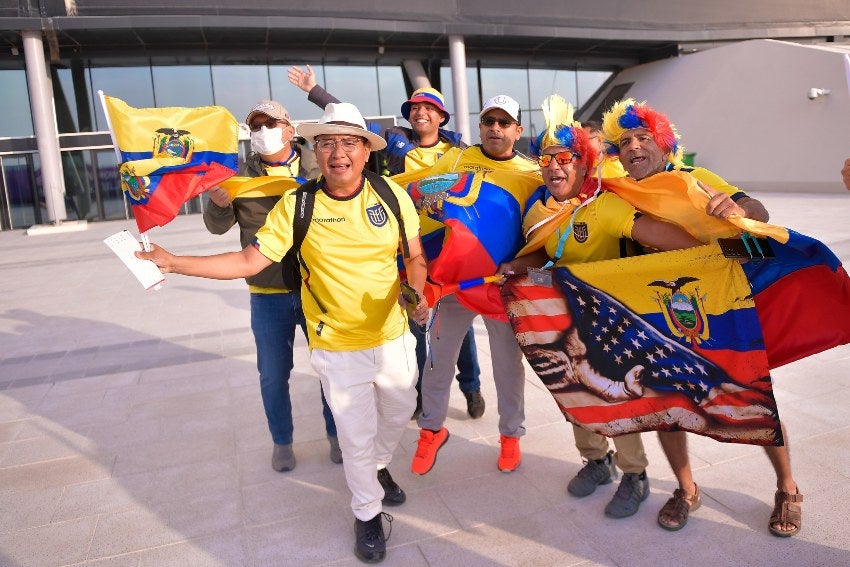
[280,170,410,291]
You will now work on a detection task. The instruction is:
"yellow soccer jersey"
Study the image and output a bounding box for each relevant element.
[262,154,300,178]
[544,192,637,266]
[450,145,539,175]
[683,166,746,199]
[254,176,420,352]
[404,140,453,172]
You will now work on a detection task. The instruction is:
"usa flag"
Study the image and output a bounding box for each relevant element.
[503,247,783,446]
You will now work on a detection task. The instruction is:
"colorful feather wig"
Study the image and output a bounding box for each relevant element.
[601,98,683,166]
[529,95,597,168]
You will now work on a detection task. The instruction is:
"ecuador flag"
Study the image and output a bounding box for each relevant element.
[502,244,783,446]
[103,95,239,232]
[405,169,542,321]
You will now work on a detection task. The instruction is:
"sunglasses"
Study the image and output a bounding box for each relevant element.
[480,116,517,128]
[537,151,580,167]
[249,117,289,132]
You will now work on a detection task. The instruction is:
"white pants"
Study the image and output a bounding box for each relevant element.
[310,332,418,521]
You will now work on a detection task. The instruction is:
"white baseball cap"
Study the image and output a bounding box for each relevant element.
[480,95,521,124]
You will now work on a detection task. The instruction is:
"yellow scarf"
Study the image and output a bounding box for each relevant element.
[603,171,788,243]
[516,177,600,257]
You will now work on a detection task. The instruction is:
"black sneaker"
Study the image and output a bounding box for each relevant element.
[567,450,616,497]
[377,467,406,506]
[464,390,485,419]
[604,471,649,518]
[354,512,392,563]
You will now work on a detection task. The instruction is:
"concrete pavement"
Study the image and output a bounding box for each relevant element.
[1,190,849,566]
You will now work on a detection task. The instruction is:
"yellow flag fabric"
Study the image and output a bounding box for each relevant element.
[219,176,301,199]
[102,95,240,231]
[603,171,789,243]
[103,95,239,164]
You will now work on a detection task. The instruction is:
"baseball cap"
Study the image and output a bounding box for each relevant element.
[480,95,521,124]
[245,100,291,125]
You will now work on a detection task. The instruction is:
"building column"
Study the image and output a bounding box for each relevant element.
[448,35,472,145]
[23,29,66,223]
[402,59,430,91]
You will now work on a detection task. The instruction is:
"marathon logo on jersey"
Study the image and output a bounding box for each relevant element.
[573,222,589,243]
[367,203,389,227]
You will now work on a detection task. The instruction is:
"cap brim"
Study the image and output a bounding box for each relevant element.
[245,110,266,124]
[295,123,387,151]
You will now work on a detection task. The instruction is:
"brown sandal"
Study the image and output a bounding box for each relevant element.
[657,484,701,531]
[769,489,803,537]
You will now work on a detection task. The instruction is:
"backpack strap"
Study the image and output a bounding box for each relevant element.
[363,170,410,258]
[285,179,328,315]
[291,178,320,255]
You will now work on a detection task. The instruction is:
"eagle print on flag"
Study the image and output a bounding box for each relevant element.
[502,244,783,446]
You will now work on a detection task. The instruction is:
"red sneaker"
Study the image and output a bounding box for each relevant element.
[498,435,521,472]
[411,427,449,475]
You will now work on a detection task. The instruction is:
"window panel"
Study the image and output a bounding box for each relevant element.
[377,66,407,118]
[0,70,34,137]
[323,65,381,117]
[152,65,214,108]
[210,65,270,122]
[528,68,578,108]
[577,71,612,108]
[480,67,530,111]
[90,66,156,131]
[270,63,324,122]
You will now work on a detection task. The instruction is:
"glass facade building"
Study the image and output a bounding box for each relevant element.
[0,58,610,230]
[2,2,842,229]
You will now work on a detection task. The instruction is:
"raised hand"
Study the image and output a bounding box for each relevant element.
[287,65,317,93]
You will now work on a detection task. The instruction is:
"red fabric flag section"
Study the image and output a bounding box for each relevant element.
[125,161,236,233]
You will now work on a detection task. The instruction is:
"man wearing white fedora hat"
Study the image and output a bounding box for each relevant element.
[288,64,486,423]
[139,102,429,564]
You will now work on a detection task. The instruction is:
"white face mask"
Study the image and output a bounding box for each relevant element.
[250,126,286,155]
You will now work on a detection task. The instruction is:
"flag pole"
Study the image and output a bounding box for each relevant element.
[97,91,153,245]
[99,90,162,289]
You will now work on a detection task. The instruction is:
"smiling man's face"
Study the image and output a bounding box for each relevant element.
[617,127,668,180]
[407,102,443,139]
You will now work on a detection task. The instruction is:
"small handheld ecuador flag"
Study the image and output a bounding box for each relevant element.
[101,93,239,233]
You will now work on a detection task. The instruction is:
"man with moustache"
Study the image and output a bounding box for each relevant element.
[411,95,539,475]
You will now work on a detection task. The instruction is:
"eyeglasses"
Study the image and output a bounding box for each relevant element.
[249,117,289,132]
[537,151,580,167]
[314,137,364,153]
[480,116,517,128]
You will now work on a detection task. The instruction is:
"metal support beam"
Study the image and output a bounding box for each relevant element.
[401,59,430,91]
[448,35,472,145]
[22,29,66,223]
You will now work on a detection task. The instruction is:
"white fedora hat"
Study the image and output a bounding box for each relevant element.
[297,103,387,150]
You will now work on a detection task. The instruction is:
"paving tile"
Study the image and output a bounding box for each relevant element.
[0,455,113,491]
[53,477,139,522]
[137,532,249,567]
[0,486,63,533]
[88,489,242,559]
[0,516,97,567]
